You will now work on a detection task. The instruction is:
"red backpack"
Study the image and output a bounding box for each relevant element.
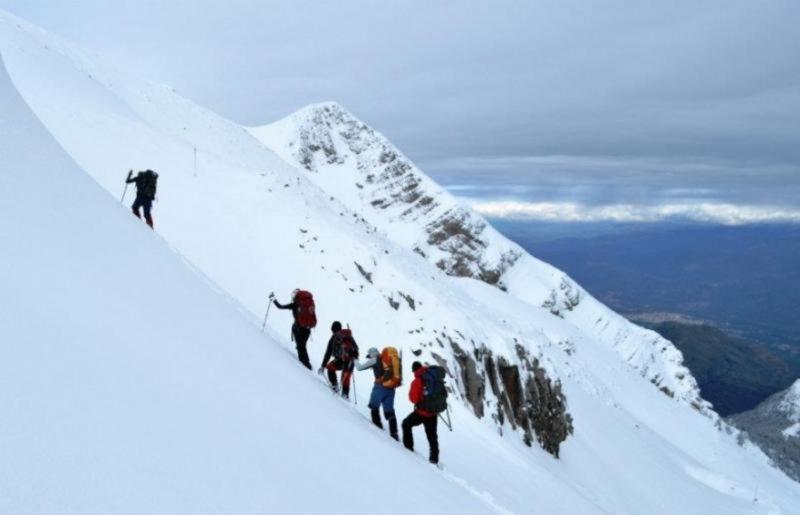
[332,329,359,361]
[294,290,317,329]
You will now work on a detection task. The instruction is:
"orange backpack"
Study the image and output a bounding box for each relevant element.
[380,347,402,388]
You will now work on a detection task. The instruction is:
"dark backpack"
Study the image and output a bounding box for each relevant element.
[294,290,317,329]
[142,170,158,200]
[420,366,448,414]
[332,329,358,361]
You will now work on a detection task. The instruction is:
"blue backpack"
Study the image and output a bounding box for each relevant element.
[420,366,448,414]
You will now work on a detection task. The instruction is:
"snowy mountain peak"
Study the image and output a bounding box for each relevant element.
[251,103,523,286]
[294,100,352,120]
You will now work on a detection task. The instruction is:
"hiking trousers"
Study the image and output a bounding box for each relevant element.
[369,384,398,438]
[402,411,439,463]
[131,194,154,228]
[291,323,312,370]
[325,359,353,396]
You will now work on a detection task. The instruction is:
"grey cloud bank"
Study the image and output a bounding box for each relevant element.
[1,0,797,221]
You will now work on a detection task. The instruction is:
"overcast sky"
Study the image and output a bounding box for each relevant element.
[1,0,798,222]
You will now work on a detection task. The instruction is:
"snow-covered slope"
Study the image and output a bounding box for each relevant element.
[731,379,800,482]
[0,52,501,514]
[2,9,800,513]
[251,103,705,410]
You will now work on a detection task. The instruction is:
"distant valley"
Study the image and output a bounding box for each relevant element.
[492,221,800,414]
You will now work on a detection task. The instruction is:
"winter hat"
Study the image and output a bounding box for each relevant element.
[366,347,379,358]
[411,361,423,372]
[331,321,342,332]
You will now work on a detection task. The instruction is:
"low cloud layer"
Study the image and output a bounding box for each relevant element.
[468,200,800,225]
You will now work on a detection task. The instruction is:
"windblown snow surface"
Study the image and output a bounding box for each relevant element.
[1,9,799,514]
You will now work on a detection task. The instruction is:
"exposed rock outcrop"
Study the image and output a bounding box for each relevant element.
[442,335,573,458]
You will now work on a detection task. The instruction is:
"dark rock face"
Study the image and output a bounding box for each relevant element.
[426,208,520,286]
[450,342,485,418]
[494,355,573,457]
[443,336,573,458]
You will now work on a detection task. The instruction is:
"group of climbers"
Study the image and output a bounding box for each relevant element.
[272,289,447,465]
[123,170,447,465]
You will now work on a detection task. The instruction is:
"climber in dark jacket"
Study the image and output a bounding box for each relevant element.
[273,292,312,369]
[125,169,158,229]
[319,321,358,398]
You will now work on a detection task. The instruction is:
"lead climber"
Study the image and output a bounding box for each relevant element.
[125,169,158,228]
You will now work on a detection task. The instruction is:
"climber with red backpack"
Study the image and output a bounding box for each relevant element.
[355,346,402,440]
[319,321,359,399]
[273,289,317,369]
[402,361,447,464]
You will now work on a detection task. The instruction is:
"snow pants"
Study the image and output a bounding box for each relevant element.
[368,384,397,439]
[131,195,153,228]
[291,323,312,370]
[402,411,439,464]
[325,359,353,397]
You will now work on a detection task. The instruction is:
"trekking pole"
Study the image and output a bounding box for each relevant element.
[121,170,132,203]
[439,406,453,432]
[261,292,274,332]
[352,363,357,405]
